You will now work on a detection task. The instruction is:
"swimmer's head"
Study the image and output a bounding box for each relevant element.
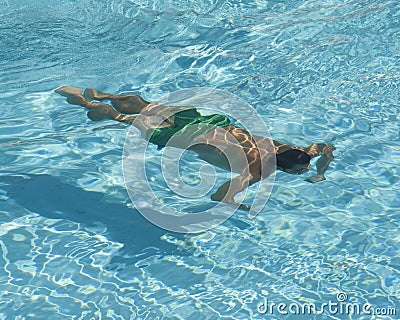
[276,149,311,175]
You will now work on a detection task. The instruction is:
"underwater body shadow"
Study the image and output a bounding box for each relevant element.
[1,174,186,261]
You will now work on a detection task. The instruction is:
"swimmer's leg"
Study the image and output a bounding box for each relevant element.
[84,88,149,115]
[55,86,94,107]
[86,104,138,123]
[55,86,137,124]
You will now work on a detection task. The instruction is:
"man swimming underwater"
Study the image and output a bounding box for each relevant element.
[56,86,336,211]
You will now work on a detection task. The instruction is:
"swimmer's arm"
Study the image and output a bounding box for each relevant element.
[305,143,336,183]
[211,173,261,211]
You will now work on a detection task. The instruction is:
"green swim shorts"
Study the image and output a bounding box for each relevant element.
[149,108,231,148]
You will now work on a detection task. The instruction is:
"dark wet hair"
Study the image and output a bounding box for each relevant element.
[276,149,311,170]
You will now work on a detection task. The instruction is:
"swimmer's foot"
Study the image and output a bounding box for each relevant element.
[85,88,149,114]
[55,86,135,123]
[86,103,121,121]
[55,86,82,97]
[84,88,116,101]
[55,86,95,109]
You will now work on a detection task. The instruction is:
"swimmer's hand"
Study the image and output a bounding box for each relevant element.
[305,175,326,183]
[238,203,251,212]
[226,201,252,212]
[211,174,265,212]
[211,193,251,212]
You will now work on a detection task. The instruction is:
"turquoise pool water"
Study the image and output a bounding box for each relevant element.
[1,0,399,319]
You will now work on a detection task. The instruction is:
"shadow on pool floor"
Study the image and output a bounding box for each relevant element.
[1,174,186,262]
